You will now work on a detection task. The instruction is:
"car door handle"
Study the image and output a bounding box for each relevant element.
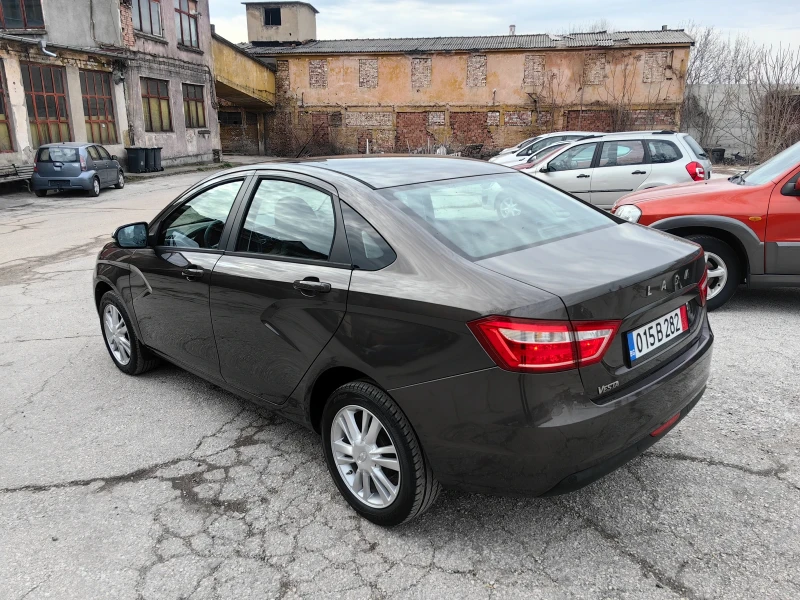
[293,279,332,294]
[181,267,204,280]
[631,170,647,175]
[576,174,590,178]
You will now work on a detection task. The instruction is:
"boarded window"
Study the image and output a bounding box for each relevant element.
[141,78,172,132]
[21,63,71,148]
[131,0,162,36]
[183,83,206,128]
[359,59,378,88]
[309,59,328,89]
[345,112,392,127]
[427,111,445,126]
[411,58,431,88]
[523,55,545,88]
[505,111,532,126]
[80,70,118,144]
[467,55,487,87]
[643,51,670,83]
[584,53,606,85]
[0,63,13,151]
[487,111,500,126]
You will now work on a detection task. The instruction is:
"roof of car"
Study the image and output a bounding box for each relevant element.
[214,155,513,189]
[38,142,93,148]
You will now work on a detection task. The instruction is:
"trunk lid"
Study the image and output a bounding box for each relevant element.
[36,147,82,179]
[476,223,707,399]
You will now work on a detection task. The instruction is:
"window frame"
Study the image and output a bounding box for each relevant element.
[174,0,199,49]
[80,69,118,144]
[646,139,683,164]
[226,172,352,268]
[0,0,45,30]
[131,0,162,37]
[182,83,206,128]
[596,139,648,169]
[21,62,72,149]
[140,77,172,133]
[546,142,601,172]
[264,6,281,26]
[0,61,14,152]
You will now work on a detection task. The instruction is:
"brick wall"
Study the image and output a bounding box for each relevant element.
[566,109,613,131]
[630,109,676,129]
[276,61,290,97]
[359,59,378,88]
[396,112,433,151]
[643,51,669,83]
[345,111,392,128]
[220,111,259,154]
[584,53,607,85]
[450,112,493,147]
[309,59,328,89]
[411,58,432,89]
[487,111,500,126]
[311,112,330,144]
[523,55,545,88]
[119,0,136,49]
[466,55,487,87]
[505,111,532,127]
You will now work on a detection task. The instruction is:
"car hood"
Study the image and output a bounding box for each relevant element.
[475,223,702,308]
[616,177,738,206]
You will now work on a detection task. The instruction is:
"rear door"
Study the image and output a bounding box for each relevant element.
[87,145,107,184]
[765,167,800,274]
[36,147,82,183]
[209,173,351,404]
[535,141,599,201]
[96,145,116,184]
[590,140,650,208]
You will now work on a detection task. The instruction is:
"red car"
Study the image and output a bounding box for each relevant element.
[612,141,800,310]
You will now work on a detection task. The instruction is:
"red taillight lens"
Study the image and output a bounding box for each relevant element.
[650,412,681,437]
[698,266,709,307]
[80,155,87,171]
[467,317,621,373]
[686,161,705,181]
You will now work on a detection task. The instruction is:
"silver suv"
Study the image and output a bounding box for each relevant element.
[530,132,711,209]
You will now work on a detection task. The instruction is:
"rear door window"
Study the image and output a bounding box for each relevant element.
[96,146,112,160]
[381,173,613,260]
[647,140,682,163]
[87,146,101,161]
[37,147,79,162]
[598,140,646,167]
[341,202,396,270]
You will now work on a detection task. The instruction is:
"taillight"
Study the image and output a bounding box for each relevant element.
[686,161,705,181]
[33,157,38,172]
[467,317,621,373]
[80,155,87,171]
[698,266,709,307]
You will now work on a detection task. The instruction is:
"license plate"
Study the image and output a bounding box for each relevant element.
[627,305,689,362]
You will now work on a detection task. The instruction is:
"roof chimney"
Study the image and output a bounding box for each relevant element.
[662,25,668,30]
[509,24,516,35]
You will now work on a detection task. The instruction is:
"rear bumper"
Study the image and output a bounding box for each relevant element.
[391,316,713,496]
[31,172,95,191]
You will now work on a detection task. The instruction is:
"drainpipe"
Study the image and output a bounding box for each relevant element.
[39,40,57,57]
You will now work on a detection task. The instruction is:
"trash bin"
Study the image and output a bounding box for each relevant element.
[144,147,156,172]
[152,147,163,171]
[711,148,725,163]
[126,147,146,173]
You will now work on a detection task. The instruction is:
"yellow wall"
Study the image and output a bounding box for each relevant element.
[213,37,276,106]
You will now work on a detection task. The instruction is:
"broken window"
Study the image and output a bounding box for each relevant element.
[183,84,206,128]
[80,70,118,144]
[174,0,199,48]
[264,7,281,26]
[132,0,162,36]
[21,63,71,148]
[218,111,242,126]
[141,78,172,132]
[0,0,44,29]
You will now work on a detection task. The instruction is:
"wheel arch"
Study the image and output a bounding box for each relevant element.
[307,366,377,434]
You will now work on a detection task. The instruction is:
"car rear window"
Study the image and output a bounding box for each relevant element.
[37,148,79,162]
[380,173,614,261]
[682,135,708,159]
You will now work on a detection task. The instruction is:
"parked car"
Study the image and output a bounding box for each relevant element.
[512,141,571,171]
[530,131,712,209]
[489,131,599,166]
[95,156,712,525]
[613,140,800,310]
[495,134,543,157]
[32,142,124,198]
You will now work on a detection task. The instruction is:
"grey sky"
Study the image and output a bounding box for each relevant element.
[209,0,799,48]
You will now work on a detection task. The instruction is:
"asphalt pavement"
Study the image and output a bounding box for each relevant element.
[1,173,798,599]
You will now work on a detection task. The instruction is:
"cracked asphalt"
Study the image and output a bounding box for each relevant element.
[1,173,799,600]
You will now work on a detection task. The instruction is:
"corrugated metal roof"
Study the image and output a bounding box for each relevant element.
[241,30,693,56]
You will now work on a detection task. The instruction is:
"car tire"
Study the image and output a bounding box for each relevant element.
[321,381,441,526]
[34,189,47,197]
[99,291,159,375]
[115,171,125,189]
[685,234,741,311]
[88,177,101,197]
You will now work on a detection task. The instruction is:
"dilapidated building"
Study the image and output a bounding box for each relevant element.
[241,2,693,156]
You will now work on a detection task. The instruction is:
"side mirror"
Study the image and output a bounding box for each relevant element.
[114,222,149,248]
[112,155,118,161]
[539,164,551,173]
[781,175,800,196]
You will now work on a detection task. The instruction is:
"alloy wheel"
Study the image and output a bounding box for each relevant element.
[93,179,100,195]
[118,172,125,187]
[330,405,401,508]
[498,197,521,218]
[705,251,728,300]
[103,304,131,366]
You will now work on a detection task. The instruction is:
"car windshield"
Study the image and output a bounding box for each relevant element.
[380,174,614,260]
[741,141,800,185]
[37,147,79,162]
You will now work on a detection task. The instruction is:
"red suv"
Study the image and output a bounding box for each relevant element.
[612,141,800,310]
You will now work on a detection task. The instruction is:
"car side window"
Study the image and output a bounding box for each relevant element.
[97,146,112,160]
[236,179,335,261]
[341,202,396,271]
[647,140,682,163]
[158,180,243,249]
[598,141,646,167]
[87,146,100,161]
[548,143,598,172]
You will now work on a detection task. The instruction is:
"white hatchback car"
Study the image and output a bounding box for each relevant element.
[490,131,600,166]
[530,132,712,209]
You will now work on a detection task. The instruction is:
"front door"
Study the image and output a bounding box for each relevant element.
[765,168,800,274]
[128,177,248,376]
[590,140,650,208]
[210,175,351,404]
[535,141,599,202]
